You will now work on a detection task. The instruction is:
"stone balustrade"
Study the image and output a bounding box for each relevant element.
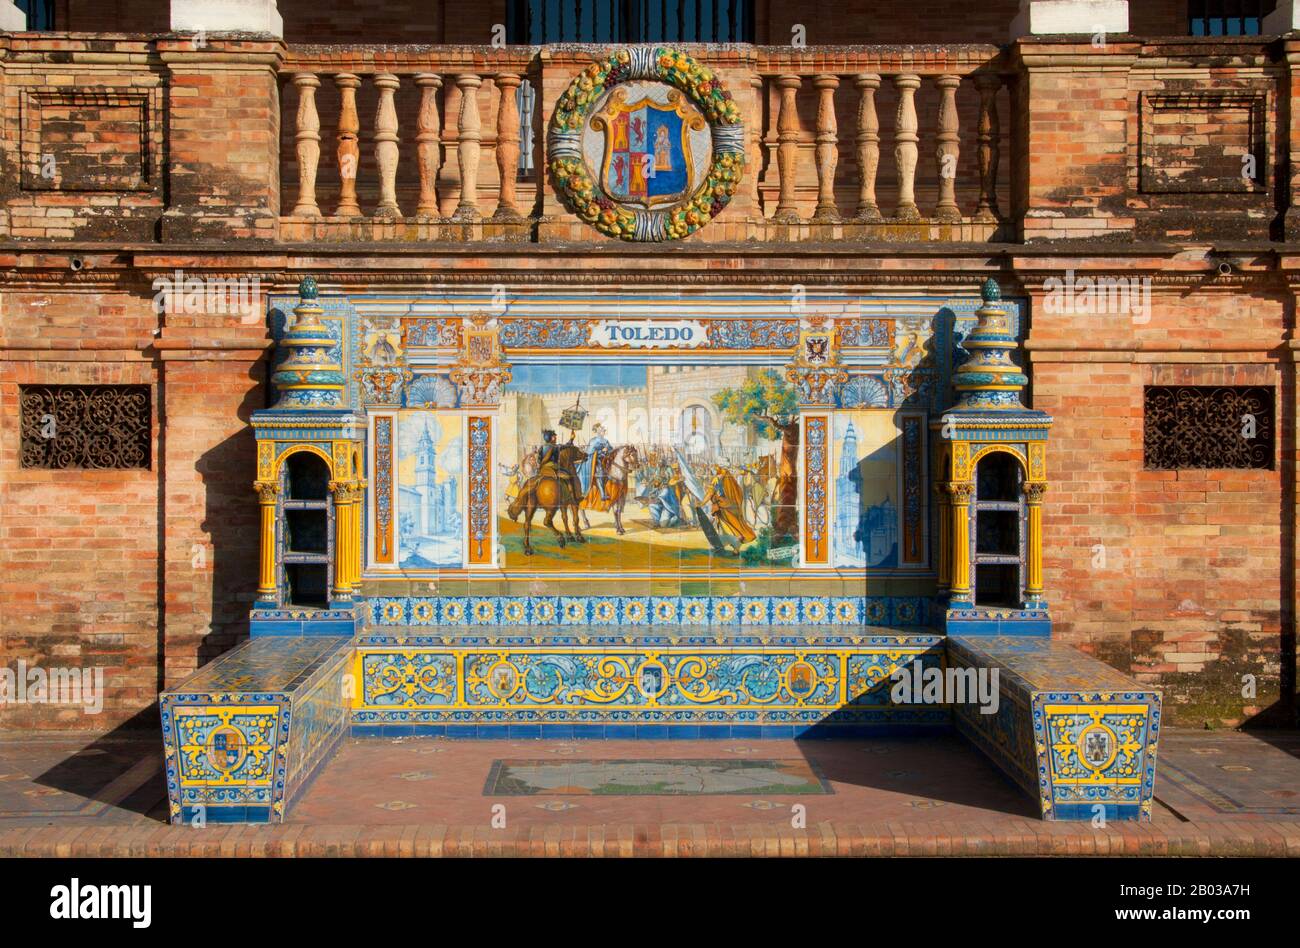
[277,45,1014,243]
[278,47,538,241]
[2,32,1291,246]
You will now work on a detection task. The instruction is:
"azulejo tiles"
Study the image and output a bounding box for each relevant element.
[159,636,353,825]
[350,635,947,727]
[367,596,931,628]
[946,636,1162,822]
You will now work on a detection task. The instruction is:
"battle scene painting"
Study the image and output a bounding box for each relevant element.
[496,362,803,571]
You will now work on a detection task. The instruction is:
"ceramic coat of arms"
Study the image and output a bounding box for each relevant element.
[548,47,745,241]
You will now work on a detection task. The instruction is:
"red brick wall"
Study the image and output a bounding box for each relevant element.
[0,277,271,729]
[1029,285,1292,726]
[0,286,162,730]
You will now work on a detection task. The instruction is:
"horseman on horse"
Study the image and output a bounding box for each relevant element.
[507,429,588,555]
[537,429,582,503]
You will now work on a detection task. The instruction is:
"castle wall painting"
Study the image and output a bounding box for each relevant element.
[395,411,464,568]
[496,362,800,572]
[833,410,905,569]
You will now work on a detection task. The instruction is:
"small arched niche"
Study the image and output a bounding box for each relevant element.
[972,450,1025,608]
[280,450,334,607]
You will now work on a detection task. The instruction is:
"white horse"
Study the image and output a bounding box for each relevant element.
[578,444,641,535]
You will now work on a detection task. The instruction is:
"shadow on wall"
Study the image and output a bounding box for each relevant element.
[193,369,267,669]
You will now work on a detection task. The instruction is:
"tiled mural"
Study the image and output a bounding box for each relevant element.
[498,361,797,571]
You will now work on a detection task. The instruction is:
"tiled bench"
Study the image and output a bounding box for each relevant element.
[159,636,353,824]
[947,635,1162,821]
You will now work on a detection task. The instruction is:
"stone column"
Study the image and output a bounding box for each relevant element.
[334,74,362,217]
[493,73,524,221]
[453,74,484,221]
[893,74,922,221]
[372,73,402,219]
[933,75,962,223]
[974,74,1002,222]
[853,74,882,221]
[290,73,321,217]
[773,75,802,223]
[812,74,840,223]
[414,74,443,217]
[330,480,354,601]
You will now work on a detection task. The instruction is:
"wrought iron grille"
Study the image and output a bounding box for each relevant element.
[1143,385,1274,470]
[19,384,151,470]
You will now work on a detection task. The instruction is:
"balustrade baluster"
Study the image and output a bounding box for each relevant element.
[453,74,483,221]
[974,74,1002,223]
[773,75,802,223]
[812,74,840,223]
[493,73,523,221]
[750,76,764,209]
[934,75,962,223]
[415,73,442,217]
[372,73,401,218]
[334,73,362,217]
[853,73,882,221]
[893,74,921,222]
[291,73,321,217]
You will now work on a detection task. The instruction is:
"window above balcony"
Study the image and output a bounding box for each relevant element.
[506,0,754,44]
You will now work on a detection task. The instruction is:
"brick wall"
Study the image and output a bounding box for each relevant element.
[0,284,162,730]
[1028,283,1293,726]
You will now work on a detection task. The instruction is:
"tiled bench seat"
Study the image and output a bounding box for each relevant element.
[160,635,353,824]
[947,635,1162,822]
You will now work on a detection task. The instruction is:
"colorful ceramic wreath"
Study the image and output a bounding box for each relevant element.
[547,47,745,242]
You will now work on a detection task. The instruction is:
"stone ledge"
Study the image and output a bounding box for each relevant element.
[3,819,1298,857]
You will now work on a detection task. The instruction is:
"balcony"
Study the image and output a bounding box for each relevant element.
[0,30,1294,247]
[275,43,1015,243]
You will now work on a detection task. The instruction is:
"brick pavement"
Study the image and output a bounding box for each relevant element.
[1,729,1298,857]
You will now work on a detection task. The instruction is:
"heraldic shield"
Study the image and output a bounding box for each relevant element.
[592,87,705,209]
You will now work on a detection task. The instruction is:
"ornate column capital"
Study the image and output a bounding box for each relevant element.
[253,481,280,503]
[948,482,976,503]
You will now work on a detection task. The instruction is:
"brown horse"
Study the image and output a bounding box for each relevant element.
[579,444,641,535]
[507,443,588,555]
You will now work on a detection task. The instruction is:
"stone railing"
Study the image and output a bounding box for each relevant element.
[2,33,1292,247]
[277,44,1016,243]
[278,46,539,242]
